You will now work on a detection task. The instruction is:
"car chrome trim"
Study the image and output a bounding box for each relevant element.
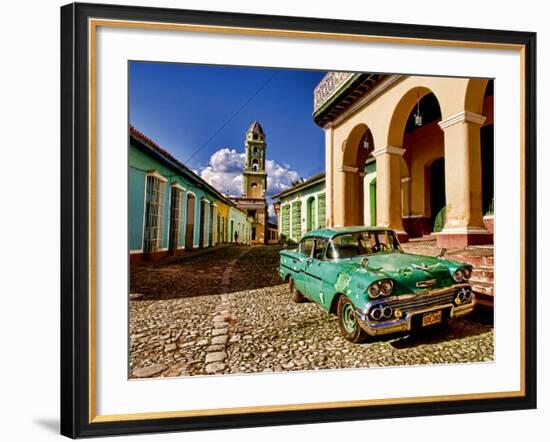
[416,279,437,288]
[356,285,476,336]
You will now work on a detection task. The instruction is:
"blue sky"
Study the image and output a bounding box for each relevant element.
[129,62,326,200]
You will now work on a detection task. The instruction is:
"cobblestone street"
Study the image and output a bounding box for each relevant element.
[129,246,494,378]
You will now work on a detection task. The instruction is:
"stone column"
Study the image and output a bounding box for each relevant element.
[401,176,412,235]
[332,167,345,227]
[324,124,334,227]
[437,111,492,248]
[339,165,361,226]
[401,176,412,218]
[373,146,408,242]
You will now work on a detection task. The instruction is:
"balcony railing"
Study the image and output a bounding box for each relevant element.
[313,72,354,113]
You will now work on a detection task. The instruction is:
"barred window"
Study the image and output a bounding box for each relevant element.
[144,175,166,253]
[169,186,184,251]
[291,200,302,241]
[281,204,290,238]
[317,193,326,228]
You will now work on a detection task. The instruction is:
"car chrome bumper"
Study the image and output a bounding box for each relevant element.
[356,285,476,336]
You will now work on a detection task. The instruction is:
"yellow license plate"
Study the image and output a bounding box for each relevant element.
[422,310,442,327]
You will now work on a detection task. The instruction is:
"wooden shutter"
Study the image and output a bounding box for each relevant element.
[317,193,326,228]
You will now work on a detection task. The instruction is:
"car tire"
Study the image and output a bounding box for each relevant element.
[289,278,307,303]
[337,295,370,343]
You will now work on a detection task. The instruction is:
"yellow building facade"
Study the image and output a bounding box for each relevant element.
[314,73,494,248]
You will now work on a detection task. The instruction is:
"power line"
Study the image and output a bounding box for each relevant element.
[185,71,278,163]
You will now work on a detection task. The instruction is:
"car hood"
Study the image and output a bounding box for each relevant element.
[349,252,455,293]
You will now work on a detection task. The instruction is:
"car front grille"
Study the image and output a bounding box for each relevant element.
[385,289,457,313]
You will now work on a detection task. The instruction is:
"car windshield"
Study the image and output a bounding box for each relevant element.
[327,231,402,259]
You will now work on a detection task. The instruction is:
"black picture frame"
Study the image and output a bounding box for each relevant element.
[61,2,537,438]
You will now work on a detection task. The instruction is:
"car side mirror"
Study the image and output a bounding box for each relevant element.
[437,248,447,258]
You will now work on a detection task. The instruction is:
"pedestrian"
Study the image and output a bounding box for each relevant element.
[234,230,239,244]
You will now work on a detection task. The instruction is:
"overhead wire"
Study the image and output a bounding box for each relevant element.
[185,71,278,163]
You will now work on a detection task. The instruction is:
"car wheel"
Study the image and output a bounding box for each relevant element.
[337,295,369,343]
[289,278,307,303]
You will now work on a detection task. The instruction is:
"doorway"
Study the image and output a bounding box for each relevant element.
[429,158,446,231]
[185,193,195,249]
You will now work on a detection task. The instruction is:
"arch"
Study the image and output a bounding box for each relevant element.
[386,87,444,238]
[185,192,196,249]
[464,78,490,114]
[251,158,259,171]
[342,124,368,167]
[387,86,441,148]
[341,123,374,226]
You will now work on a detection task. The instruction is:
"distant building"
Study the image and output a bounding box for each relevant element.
[267,221,279,244]
[230,121,269,245]
[273,173,326,243]
[129,127,252,262]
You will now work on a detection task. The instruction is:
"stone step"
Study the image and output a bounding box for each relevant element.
[449,254,494,268]
[471,280,494,297]
[474,293,494,309]
[471,281,494,309]
[471,267,494,284]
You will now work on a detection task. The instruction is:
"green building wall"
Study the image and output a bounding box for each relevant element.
[129,141,217,252]
[278,179,326,243]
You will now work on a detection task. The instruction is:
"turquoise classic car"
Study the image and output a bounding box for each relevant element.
[279,227,475,343]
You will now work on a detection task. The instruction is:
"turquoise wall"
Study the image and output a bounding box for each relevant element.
[129,141,217,251]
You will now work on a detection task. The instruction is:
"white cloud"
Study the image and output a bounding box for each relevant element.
[199,148,245,197]
[199,148,301,221]
[265,159,300,195]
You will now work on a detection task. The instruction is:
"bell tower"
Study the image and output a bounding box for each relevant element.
[243,121,267,199]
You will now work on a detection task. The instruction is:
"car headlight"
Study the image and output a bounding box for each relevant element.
[380,279,394,296]
[463,267,472,280]
[453,268,464,282]
[367,282,381,298]
[367,280,394,298]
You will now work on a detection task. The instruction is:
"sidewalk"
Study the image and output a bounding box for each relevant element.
[130,244,246,273]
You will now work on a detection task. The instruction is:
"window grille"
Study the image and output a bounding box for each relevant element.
[281,205,290,238]
[169,187,183,250]
[292,200,302,241]
[317,193,327,228]
[144,175,166,253]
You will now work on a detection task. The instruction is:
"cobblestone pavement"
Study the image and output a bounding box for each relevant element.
[129,246,494,378]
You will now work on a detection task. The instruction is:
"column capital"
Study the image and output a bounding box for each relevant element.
[338,165,359,173]
[372,145,406,157]
[438,111,486,129]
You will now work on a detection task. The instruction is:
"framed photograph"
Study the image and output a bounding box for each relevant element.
[60,2,537,438]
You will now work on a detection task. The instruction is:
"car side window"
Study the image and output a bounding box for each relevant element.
[313,239,328,260]
[298,238,314,257]
[326,241,337,260]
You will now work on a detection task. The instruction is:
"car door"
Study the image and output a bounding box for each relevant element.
[304,238,328,305]
[293,237,315,295]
